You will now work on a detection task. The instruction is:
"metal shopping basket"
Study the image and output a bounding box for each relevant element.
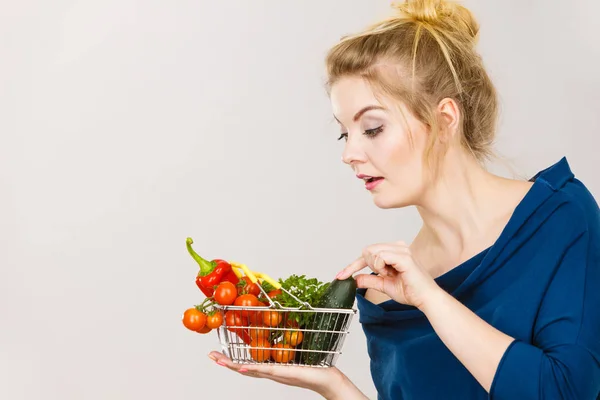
[215,262,357,368]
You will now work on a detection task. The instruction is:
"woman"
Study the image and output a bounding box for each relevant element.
[209,1,600,399]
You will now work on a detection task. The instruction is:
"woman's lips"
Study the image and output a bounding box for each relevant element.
[365,177,384,190]
[356,174,384,191]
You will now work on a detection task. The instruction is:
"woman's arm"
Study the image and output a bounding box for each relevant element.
[321,371,370,400]
[209,351,370,399]
[337,231,600,399]
[419,289,513,392]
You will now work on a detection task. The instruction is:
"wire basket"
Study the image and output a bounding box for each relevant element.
[216,263,357,368]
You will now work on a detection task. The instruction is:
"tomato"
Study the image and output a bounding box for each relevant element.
[246,309,264,327]
[237,277,261,297]
[249,337,271,362]
[262,310,283,327]
[197,325,211,334]
[279,312,298,328]
[234,294,261,319]
[225,310,251,344]
[206,311,224,330]
[284,330,303,346]
[271,343,295,363]
[258,289,281,304]
[182,308,207,332]
[214,281,237,305]
[225,310,246,328]
[285,316,299,329]
[249,324,271,341]
[234,293,260,307]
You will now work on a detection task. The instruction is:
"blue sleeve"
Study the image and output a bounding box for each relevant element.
[490,229,600,399]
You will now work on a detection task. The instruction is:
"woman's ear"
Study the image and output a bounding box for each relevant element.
[437,98,461,143]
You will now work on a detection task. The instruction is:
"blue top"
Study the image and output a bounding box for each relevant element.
[356,157,600,400]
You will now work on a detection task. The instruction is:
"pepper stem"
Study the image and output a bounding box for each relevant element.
[186,237,215,276]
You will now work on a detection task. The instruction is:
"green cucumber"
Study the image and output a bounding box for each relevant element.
[300,276,357,365]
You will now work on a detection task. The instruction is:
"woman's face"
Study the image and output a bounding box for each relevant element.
[330,76,431,209]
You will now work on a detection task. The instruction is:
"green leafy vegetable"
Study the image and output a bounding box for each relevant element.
[260,274,330,328]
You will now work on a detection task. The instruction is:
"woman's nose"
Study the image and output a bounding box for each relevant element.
[341,137,367,165]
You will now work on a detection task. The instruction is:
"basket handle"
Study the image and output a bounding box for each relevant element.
[230,262,282,290]
[229,262,313,310]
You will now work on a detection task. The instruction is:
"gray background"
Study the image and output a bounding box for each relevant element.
[1,1,599,399]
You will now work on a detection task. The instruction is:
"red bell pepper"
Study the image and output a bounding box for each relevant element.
[186,237,239,297]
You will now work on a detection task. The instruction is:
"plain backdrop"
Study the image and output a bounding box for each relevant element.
[1,1,599,399]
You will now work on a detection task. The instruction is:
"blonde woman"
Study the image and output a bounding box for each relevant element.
[209,1,600,399]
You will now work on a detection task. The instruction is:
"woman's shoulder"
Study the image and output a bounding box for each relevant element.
[532,157,600,239]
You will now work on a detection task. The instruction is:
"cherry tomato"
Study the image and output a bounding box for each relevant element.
[284,330,303,346]
[246,309,264,326]
[234,293,260,307]
[206,311,224,330]
[262,310,282,327]
[249,324,271,341]
[234,294,261,319]
[182,308,207,332]
[249,337,271,362]
[237,277,261,297]
[197,325,211,334]
[214,281,237,305]
[271,343,295,363]
[268,289,282,299]
[225,310,246,328]
[225,310,251,344]
[285,316,299,329]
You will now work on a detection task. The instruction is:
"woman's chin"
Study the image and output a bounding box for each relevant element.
[373,196,410,210]
[371,194,412,209]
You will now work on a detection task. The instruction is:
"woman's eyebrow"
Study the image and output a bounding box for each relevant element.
[333,105,386,124]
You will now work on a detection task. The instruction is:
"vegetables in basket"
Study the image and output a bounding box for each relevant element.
[180,238,358,367]
[260,274,358,365]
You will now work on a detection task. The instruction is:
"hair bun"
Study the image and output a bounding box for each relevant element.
[392,0,479,41]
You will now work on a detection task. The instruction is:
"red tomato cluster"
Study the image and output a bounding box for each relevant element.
[182,279,304,363]
[224,306,303,363]
[181,278,267,336]
[181,307,224,334]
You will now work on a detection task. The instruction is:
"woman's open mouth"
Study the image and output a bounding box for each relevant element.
[357,174,384,191]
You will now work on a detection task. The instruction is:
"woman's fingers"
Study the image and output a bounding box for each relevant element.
[209,351,274,379]
[376,251,412,273]
[208,350,340,393]
[337,243,410,280]
[209,351,296,378]
[372,254,397,277]
[354,272,387,293]
[336,255,367,280]
[362,244,410,273]
[208,351,245,372]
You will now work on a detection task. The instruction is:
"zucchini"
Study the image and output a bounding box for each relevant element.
[300,276,357,365]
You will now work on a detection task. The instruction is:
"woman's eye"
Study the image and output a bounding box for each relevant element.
[338,125,383,142]
[364,125,384,137]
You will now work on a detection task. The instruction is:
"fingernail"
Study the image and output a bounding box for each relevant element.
[335,271,344,279]
[208,354,217,361]
[238,368,248,372]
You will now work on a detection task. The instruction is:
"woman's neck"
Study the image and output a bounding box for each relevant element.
[411,149,531,277]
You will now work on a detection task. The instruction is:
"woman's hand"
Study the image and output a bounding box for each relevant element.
[336,240,516,393]
[336,241,441,310]
[207,351,355,399]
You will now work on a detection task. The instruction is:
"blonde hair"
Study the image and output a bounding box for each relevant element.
[325,0,498,173]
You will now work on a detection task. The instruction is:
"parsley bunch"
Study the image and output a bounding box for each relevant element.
[260,274,330,327]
